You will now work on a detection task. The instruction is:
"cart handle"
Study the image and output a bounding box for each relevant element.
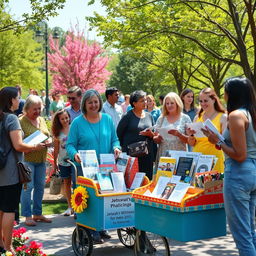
[64,158,78,184]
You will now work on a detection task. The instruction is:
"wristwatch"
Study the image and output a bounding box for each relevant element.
[215,140,224,150]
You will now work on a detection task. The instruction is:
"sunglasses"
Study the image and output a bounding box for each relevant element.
[67,97,77,101]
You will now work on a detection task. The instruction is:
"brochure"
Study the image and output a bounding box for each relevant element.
[174,157,194,184]
[97,172,114,191]
[151,176,171,198]
[195,155,215,173]
[111,172,127,192]
[160,183,176,200]
[116,153,129,173]
[79,150,99,180]
[100,154,115,165]
[168,182,190,203]
[99,164,117,173]
[186,122,205,138]
[23,130,48,145]
[130,172,145,190]
[203,119,225,141]
[155,170,173,183]
[156,125,175,139]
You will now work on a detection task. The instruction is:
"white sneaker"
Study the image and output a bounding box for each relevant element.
[63,208,73,216]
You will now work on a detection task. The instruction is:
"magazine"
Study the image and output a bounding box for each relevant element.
[23,130,48,145]
[99,164,117,173]
[130,172,145,190]
[151,176,171,198]
[100,154,115,165]
[97,172,114,192]
[174,157,195,184]
[168,182,190,203]
[194,155,215,173]
[116,153,129,173]
[157,157,176,173]
[111,172,127,192]
[79,150,99,180]
[160,183,176,200]
[155,170,173,183]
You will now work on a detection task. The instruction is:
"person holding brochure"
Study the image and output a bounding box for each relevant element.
[187,88,227,173]
[52,109,73,216]
[204,77,256,256]
[66,89,121,244]
[117,90,155,179]
[153,92,191,165]
[19,95,52,227]
[0,87,45,254]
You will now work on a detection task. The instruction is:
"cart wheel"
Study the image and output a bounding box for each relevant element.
[72,226,93,256]
[134,230,170,256]
[117,227,136,248]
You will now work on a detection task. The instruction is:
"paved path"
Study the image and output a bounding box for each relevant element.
[18,214,239,256]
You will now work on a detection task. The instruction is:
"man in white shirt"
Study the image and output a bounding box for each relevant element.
[66,86,82,122]
[102,87,123,129]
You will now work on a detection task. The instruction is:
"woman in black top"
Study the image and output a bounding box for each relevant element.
[117,90,155,179]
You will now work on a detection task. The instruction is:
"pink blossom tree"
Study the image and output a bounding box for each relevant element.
[48,28,111,94]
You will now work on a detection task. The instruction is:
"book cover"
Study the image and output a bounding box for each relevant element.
[97,172,114,191]
[79,150,99,180]
[130,172,145,190]
[116,153,129,173]
[160,183,176,200]
[157,157,176,173]
[195,155,215,173]
[23,130,48,145]
[124,157,139,189]
[100,154,115,165]
[111,172,127,192]
[174,157,194,184]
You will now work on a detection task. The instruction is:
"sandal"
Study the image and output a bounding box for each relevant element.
[25,219,37,226]
[33,215,52,223]
[63,208,73,216]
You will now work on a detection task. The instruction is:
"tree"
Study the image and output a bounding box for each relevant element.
[0,11,44,89]
[108,52,168,95]
[1,0,66,33]
[48,28,111,94]
[88,0,256,90]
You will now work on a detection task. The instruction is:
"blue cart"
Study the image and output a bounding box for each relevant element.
[132,180,226,255]
[68,160,149,256]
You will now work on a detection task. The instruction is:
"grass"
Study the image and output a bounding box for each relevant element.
[42,202,68,215]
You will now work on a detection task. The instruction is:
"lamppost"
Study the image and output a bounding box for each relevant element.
[36,22,59,117]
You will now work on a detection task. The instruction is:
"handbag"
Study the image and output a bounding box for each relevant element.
[49,173,62,195]
[13,151,32,184]
[127,140,148,157]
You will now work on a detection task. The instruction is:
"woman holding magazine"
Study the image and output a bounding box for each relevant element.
[153,92,191,164]
[19,95,52,227]
[187,88,227,173]
[66,89,121,244]
[204,77,256,256]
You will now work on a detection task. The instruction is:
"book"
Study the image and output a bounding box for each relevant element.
[174,156,195,184]
[97,172,114,191]
[157,157,176,173]
[168,182,190,203]
[130,172,145,190]
[79,150,99,180]
[194,155,215,173]
[111,172,127,192]
[203,119,225,141]
[124,157,139,189]
[160,183,176,200]
[23,130,48,145]
[99,164,117,173]
[100,154,115,165]
[151,176,171,198]
[116,153,129,173]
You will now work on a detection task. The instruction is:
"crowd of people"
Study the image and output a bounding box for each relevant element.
[0,79,256,255]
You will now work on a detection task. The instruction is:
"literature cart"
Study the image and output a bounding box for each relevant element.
[132,180,226,255]
[71,174,149,256]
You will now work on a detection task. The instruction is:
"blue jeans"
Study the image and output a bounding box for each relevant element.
[224,158,256,256]
[21,162,46,217]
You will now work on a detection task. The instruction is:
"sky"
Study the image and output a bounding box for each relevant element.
[7,0,106,42]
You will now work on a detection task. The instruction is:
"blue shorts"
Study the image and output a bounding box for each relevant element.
[58,165,72,179]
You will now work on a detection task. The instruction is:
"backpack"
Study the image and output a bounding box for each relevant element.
[0,113,11,169]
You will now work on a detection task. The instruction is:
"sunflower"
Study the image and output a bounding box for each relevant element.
[71,186,89,213]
